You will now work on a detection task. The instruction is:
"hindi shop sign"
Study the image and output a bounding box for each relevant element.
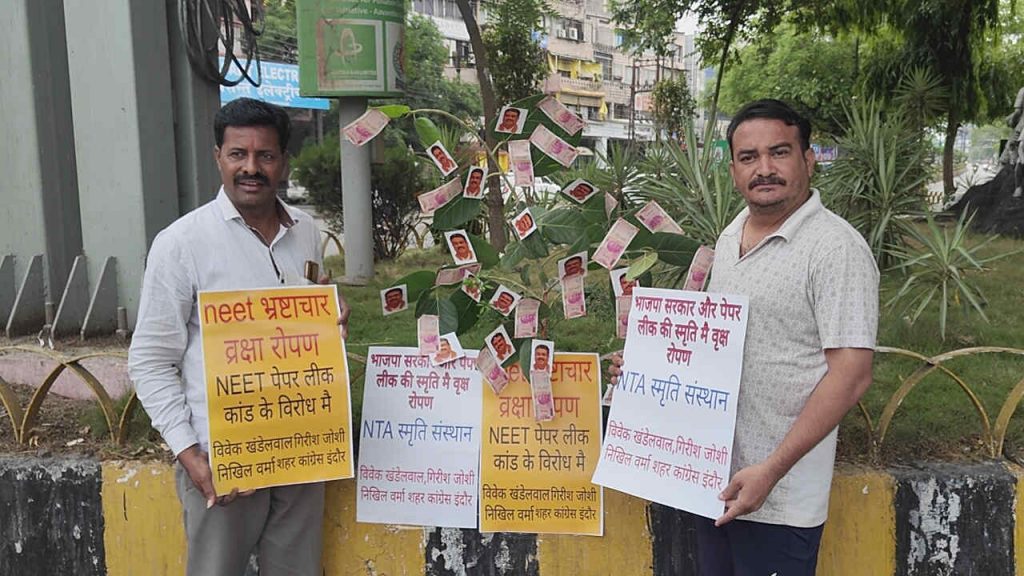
[592,288,748,520]
[480,354,604,535]
[357,347,483,528]
[199,285,353,494]
[219,58,330,110]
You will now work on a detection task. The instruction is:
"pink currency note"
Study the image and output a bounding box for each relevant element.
[593,219,639,269]
[636,200,684,235]
[536,95,585,135]
[515,298,540,338]
[530,370,555,422]
[418,314,439,355]
[418,178,461,215]
[342,108,389,146]
[616,295,632,339]
[476,347,510,395]
[561,275,587,319]
[682,245,715,291]
[529,124,578,167]
[508,140,534,187]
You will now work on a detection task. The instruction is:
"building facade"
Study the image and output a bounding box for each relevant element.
[411,0,708,156]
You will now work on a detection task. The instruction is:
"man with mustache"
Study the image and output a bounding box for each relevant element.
[611,99,877,575]
[129,98,349,576]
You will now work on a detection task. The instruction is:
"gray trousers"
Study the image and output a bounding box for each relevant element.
[175,464,325,576]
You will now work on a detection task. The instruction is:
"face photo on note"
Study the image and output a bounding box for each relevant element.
[610,268,638,297]
[531,339,554,375]
[445,230,478,265]
[488,285,521,317]
[380,284,408,316]
[463,166,486,199]
[485,325,514,365]
[431,332,465,366]
[495,106,528,134]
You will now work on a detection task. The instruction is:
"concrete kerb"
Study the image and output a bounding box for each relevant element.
[0,457,1020,576]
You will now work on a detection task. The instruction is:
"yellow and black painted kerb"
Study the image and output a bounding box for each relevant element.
[1,457,1022,575]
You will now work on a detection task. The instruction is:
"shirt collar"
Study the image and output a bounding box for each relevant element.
[215,187,296,228]
[720,188,823,242]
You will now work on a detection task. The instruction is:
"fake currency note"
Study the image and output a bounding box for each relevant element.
[529,124,579,167]
[635,200,684,235]
[436,263,481,286]
[461,273,483,302]
[616,295,632,340]
[604,192,619,218]
[593,218,639,270]
[536,95,585,135]
[530,370,555,422]
[561,275,587,319]
[514,298,540,338]
[477,347,510,395]
[508,140,534,187]
[418,178,461,215]
[682,245,715,291]
[417,314,440,355]
[342,108,389,146]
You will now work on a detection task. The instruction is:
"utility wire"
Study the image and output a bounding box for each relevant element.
[178,0,266,86]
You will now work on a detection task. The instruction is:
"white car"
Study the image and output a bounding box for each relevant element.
[285,179,309,203]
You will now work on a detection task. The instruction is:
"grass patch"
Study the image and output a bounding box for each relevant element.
[333,229,1024,466]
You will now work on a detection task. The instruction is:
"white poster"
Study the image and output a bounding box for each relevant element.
[357,346,482,528]
[592,288,749,520]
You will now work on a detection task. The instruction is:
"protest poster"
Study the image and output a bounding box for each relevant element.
[592,287,748,520]
[357,347,483,528]
[199,285,352,494]
[480,354,604,535]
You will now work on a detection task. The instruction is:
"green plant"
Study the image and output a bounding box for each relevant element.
[637,123,745,248]
[886,211,1016,340]
[651,74,697,141]
[819,98,931,268]
[291,129,430,261]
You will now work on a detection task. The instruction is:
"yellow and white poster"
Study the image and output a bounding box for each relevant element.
[480,353,603,535]
[199,285,353,494]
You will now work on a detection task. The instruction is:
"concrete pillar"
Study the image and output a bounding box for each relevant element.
[165,0,221,214]
[339,98,374,284]
[594,137,609,168]
[0,0,82,304]
[63,0,181,328]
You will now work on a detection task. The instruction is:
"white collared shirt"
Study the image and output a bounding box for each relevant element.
[128,189,323,456]
[708,189,879,527]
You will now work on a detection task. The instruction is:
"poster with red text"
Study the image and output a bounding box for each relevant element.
[592,287,748,520]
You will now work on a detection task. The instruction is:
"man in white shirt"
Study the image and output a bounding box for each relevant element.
[129,98,348,576]
[611,99,877,575]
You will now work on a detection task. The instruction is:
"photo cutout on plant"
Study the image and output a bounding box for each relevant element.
[495,106,528,134]
[380,284,409,316]
[432,332,466,367]
[561,178,598,204]
[558,251,588,279]
[485,324,515,365]
[445,230,478,265]
[427,140,458,176]
[512,208,538,240]
[488,285,522,317]
[610,267,639,297]
[463,166,487,199]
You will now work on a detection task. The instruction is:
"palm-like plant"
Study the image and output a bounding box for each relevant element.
[886,211,1015,340]
[638,122,745,247]
[819,98,931,267]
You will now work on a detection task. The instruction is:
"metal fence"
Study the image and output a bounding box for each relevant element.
[2,345,1024,461]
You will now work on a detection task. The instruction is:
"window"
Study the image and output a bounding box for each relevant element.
[595,53,612,82]
[613,104,630,120]
[454,40,475,68]
[557,18,584,42]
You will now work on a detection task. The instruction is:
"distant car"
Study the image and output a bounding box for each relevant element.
[285,179,309,204]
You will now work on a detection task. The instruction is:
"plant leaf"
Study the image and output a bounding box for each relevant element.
[415,116,443,149]
[626,251,658,280]
[648,233,701,266]
[394,270,436,301]
[432,196,483,230]
[469,233,500,268]
[538,208,588,245]
[449,290,481,333]
[376,104,411,119]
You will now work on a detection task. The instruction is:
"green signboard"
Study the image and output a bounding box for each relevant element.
[297,0,406,98]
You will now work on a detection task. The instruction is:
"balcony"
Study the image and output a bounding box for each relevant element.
[552,76,605,96]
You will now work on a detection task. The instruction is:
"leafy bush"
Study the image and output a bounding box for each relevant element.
[291,131,429,261]
[819,98,931,268]
[886,212,1016,340]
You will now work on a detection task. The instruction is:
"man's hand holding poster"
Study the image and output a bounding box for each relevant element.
[593,287,748,520]
[199,285,353,495]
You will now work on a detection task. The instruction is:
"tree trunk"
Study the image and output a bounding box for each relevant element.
[455,0,508,250]
[943,109,959,200]
[707,6,742,139]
